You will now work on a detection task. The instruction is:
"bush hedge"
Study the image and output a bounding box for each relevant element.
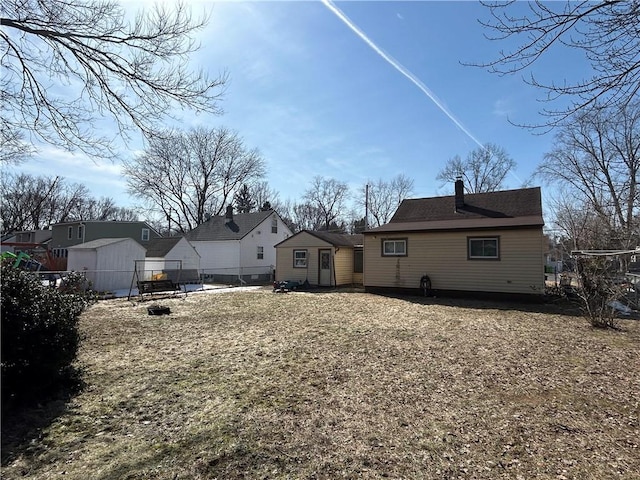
[1,261,94,406]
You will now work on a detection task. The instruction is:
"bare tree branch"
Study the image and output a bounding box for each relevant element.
[1,0,226,160]
[471,1,640,127]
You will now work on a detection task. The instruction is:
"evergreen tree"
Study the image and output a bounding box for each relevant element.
[234,184,256,213]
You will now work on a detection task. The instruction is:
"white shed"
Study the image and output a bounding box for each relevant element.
[144,236,201,283]
[67,238,146,292]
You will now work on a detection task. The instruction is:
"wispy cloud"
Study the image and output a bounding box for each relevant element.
[321,0,484,149]
[493,98,514,117]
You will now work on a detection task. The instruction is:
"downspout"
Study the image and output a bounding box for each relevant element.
[237,239,246,286]
[332,248,337,287]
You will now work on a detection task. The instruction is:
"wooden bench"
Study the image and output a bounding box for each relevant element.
[137,279,181,296]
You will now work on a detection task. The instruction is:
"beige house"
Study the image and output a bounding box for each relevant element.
[275,231,363,287]
[363,180,545,299]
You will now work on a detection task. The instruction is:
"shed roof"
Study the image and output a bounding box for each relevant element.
[185,210,276,241]
[276,230,363,248]
[68,238,138,249]
[145,237,183,257]
[366,187,544,234]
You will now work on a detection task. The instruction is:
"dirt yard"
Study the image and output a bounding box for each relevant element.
[2,289,639,479]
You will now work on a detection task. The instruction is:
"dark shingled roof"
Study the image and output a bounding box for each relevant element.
[366,187,544,234]
[276,231,363,248]
[305,231,363,247]
[185,210,274,241]
[145,237,183,257]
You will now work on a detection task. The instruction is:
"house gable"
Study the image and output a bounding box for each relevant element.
[189,210,292,273]
[186,210,274,241]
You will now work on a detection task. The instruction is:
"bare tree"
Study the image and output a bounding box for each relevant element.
[291,202,325,232]
[1,0,226,162]
[0,173,84,232]
[123,127,265,233]
[537,101,640,249]
[303,176,350,231]
[475,1,640,126]
[70,197,138,222]
[0,172,134,233]
[275,198,299,233]
[363,174,414,227]
[0,129,35,165]
[437,143,516,193]
[549,194,615,251]
[250,181,282,212]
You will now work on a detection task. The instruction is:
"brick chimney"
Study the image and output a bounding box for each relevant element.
[225,205,233,223]
[454,176,464,212]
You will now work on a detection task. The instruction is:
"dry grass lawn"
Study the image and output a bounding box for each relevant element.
[2,289,639,479]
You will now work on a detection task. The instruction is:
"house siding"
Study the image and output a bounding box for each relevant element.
[193,240,238,271]
[333,248,354,285]
[363,227,544,295]
[239,215,289,271]
[50,222,159,249]
[276,232,331,285]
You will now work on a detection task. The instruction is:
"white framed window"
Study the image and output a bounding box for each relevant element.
[382,238,407,256]
[294,249,307,268]
[468,237,500,260]
[257,246,264,260]
[67,226,73,239]
[141,228,150,241]
[271,216,278,234]
[77,225,84,239]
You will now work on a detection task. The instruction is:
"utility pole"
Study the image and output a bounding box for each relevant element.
[365,184,369,230]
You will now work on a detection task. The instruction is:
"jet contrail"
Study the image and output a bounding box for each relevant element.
[321,0,485,150]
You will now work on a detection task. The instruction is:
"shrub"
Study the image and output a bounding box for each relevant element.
[1,261,94,406]
[575,257,624,329]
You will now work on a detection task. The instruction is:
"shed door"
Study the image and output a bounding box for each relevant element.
[319,249,332,286]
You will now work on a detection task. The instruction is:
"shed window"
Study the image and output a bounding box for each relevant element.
[382,239,407,256]
[257,246,264,260]
[141,228,150,241]
[468,237,500,260]
[294,249,307,268]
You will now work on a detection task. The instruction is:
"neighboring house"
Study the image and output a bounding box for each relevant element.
[363,179,545,299]
[1,229,57,268]
[275,230,363,287]
[185,206,292,284]
[49,220,161,268]
[1,229,52,252]
[67,238,146,292]
[143,236,201,283]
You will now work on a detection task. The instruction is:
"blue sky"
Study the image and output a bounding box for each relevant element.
[16,0,590,216]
